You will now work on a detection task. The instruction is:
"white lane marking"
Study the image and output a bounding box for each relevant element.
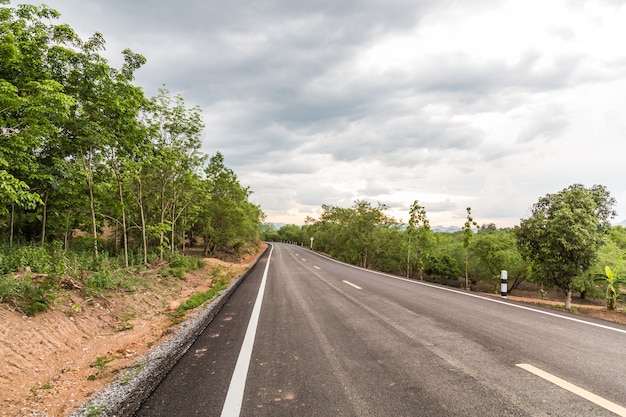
[342,280,362,290]
[310,251,626,335]
[302,258,306,262]
[220,245,274,417]
[516,363,626,416]
[314,266,321,270]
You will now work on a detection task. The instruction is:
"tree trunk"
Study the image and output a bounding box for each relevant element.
[64,216,70,253]
[465,250,469,289]
[87,173,98,259]
[9,204,14,247]
[171,200,176,254]
[137,178,148,266]
[565,286,572,310]
[406,235,411,279]
[40,192,48,246]
[181,208,187,254]
[86,146,99,260]
[117,173,129,268]
[159,182,166,261]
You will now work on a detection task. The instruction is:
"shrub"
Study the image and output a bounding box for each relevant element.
[0,275,50,316]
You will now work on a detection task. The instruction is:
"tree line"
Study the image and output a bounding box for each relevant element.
[0,2,263,265]
[262,184,626,310]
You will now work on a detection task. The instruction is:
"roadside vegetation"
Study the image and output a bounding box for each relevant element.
[0,2,263,315]
[262,184,626,312]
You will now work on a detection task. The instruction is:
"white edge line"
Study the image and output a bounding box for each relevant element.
[299,246,626,335]
[516,363,626,416]
[220,245,273,417]
[342,280,362,290]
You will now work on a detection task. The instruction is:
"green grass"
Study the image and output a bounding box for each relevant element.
[170,277,229,323]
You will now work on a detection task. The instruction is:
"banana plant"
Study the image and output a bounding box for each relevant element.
[602,266,626,310]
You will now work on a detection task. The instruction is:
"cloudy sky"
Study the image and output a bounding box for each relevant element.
[36,0,626,226]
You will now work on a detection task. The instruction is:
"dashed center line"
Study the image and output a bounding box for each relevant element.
[342,280,362,290]
[314,266,321,270]
[516,363,626,416]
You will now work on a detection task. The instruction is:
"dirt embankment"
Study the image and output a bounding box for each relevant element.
[0,246,265,417]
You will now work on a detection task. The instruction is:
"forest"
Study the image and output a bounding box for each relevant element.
[0,3,263,313]
[262,186,626,311]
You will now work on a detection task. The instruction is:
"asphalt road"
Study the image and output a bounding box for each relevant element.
[135,243,626,417]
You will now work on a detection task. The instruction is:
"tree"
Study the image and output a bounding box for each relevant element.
[194,152,262,256]
[141,88,204,260]
[318,200,393,268]
[515,184,616,309]
[471,227,528,293]
[0,2,75,236]
[462,207,479,289]
[407,200,434,280]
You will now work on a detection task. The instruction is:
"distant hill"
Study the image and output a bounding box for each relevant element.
[431,225,462,233]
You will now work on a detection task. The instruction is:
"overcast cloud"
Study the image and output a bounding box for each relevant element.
[36,0,626,226]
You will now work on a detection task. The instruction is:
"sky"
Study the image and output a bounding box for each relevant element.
[28,0,626,227]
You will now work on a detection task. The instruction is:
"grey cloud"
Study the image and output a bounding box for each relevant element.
[47,0,626,225]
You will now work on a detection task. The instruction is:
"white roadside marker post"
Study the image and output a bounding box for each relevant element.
[501,270,508,298]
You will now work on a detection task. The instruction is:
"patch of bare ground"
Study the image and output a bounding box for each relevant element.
[483,288,626,326]
[0,243,266,417]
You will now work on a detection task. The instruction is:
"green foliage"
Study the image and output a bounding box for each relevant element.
[0,4,263,271]
[312,200,397,269]
[425,254,461,281]
[170,276,228,322]
[193,152,262,256]
[406,200,435,279]
[85,405,104,417]
[515,184,617,308]
[83,271,143,294]
[597,266,626,310]
[0,274,49,315]
[470,227,528,292]
[0,242,66,275]
[165,252,205,271]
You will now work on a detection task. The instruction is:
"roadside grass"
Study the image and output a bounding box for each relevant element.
[0,242,207,316]
[169,268,233,324]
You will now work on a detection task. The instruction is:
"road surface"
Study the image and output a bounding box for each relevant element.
[135,242,626,416]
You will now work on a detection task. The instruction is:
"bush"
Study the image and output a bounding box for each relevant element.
[0,242,68,276]
[83,271,143,294]
[0,275,50,316]
[164,252,205,272]
[425,254,461,280]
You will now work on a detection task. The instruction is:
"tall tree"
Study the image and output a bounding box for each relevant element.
[0,2,74,230]
[142,88,204,260]
[462,207,479,289]
[515,184,616,309]
[407,200,434,280]
[195,152,261,256]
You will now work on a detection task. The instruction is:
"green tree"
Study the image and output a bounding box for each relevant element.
[0,2,75,235]
[462,207,479,289]
[194,152,262,256]
[407,200,434,280]
[471,227,528,293]
[515,184,616,309]
[319,200,393,268]
[141,88,204,260]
